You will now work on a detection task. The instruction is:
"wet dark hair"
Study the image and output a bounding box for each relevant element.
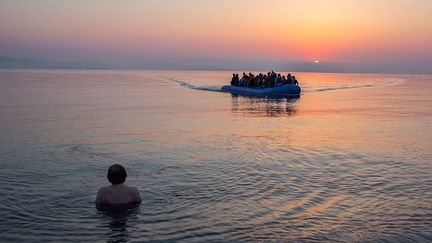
[107,164,127,185]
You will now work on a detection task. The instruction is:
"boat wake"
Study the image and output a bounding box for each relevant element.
[302,79,402,93]
[166,78,402,94]
[169,79,223,92]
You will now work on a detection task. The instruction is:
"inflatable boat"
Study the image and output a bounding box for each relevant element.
[221,84,301,96]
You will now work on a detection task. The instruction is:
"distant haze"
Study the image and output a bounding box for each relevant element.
[1,0,431,73]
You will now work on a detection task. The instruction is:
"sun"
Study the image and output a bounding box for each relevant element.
[314,60,320,63]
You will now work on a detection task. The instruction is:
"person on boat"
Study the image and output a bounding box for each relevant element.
[96,164,142,207]
[261,73,266,88]
[271,71,277,83]
[234,73,240,86]
[282,75,287,85]
[248,74,256,88]
[260,75,265,87]
[246,73,254,87]
[271,72,277,87]
[255,73,264,88]
[231,73,237,86]
[292,76,299,85]
[263,75,269,88]
[239,72,247,86]
[275,74,283,86]
[265,73,273,87]
[286,73,293,84]
[271,74,277,87]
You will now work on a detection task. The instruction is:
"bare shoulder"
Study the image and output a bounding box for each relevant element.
[129,186,141,196]
[96,186,109,204]
[123,185,138,191]
[97,186,110,193]
[126,186,141,202]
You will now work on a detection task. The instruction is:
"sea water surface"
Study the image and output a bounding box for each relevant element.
[0,69,431,242]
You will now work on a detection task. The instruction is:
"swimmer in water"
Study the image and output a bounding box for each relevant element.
[96,164,142,207]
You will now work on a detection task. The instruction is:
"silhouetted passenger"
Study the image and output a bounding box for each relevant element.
[231,73,237,86]
[275,74,283,86]
[239,72,248,86]
[259,75,266,88]
[228,71,298,88]
[292,76,299,85]
[231,73,240,86]
[282,75,287,85]
[246,73,254,87]
[286,73,294,84]
[271,72,277,87]
[249,75,256,87]
[265,73,273,87]
[252,73,263,88]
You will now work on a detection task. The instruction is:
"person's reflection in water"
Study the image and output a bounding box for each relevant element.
[101,205,140,243]
[285,98,298,116]
[230,94,299,117]
[96,164,142,243]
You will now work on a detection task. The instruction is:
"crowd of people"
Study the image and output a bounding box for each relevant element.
[230,71,299,88]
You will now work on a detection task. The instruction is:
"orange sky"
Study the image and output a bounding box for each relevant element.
[0,0,431,72]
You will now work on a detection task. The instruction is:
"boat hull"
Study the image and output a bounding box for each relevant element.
[221,84,301,96]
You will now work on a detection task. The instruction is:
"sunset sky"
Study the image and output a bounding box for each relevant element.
[1,0,431,73]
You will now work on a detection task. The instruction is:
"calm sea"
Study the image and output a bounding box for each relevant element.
[0,69,431,242]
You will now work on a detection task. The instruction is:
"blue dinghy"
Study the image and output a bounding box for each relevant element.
[221,84,301,96]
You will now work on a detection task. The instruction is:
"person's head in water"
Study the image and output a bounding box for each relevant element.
[107,164,127,185]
